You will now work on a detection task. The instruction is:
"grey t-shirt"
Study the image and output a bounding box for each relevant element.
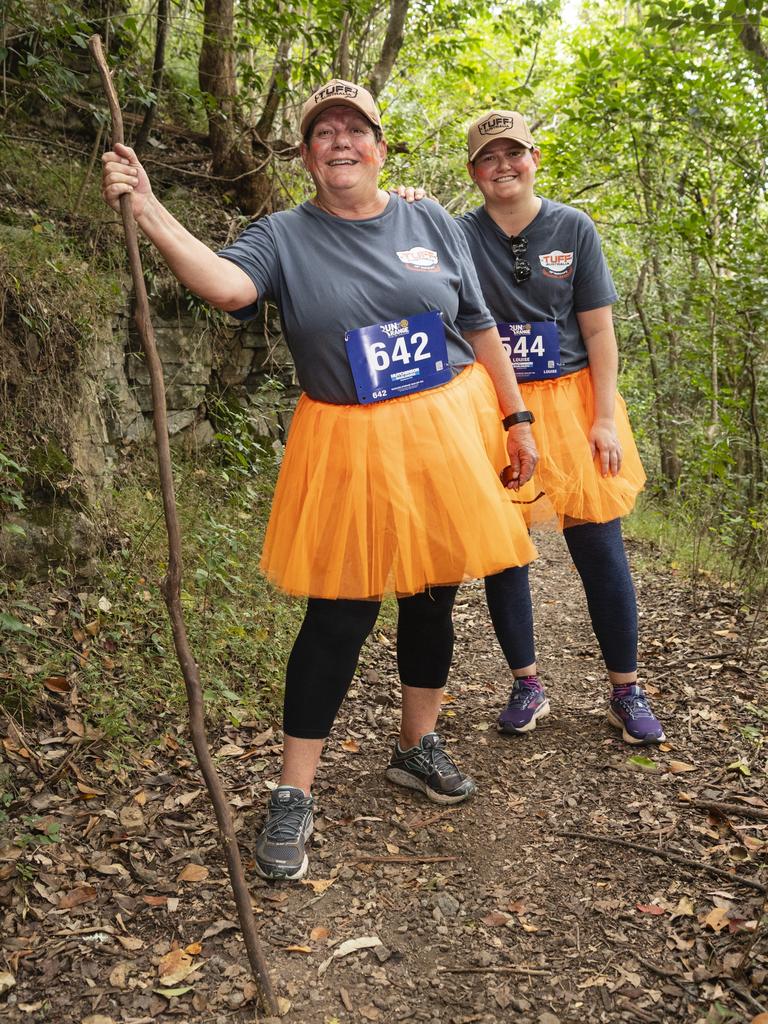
[219,196,495,404]
[456,198,618,375]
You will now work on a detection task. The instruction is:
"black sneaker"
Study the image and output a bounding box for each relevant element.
[385,732,476,805]
[254,785,314,881]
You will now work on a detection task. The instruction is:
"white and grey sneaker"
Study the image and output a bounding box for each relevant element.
[254,785,314,881]
[385,732,476,805]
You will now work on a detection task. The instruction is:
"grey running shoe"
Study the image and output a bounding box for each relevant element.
[254,785,314,881]
[385,732,476,805]
[497,675,551,734]
[607,684,666,745]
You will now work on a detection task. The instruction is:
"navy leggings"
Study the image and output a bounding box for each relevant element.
[283,586,458,739]
[485,518,638,675]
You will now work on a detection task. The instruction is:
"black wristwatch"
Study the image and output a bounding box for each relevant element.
[502,410,535,430]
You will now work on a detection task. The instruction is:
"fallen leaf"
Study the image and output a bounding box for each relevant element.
[284,945,312,954]
[109,963,128,988]
[119,805,145,830]
[636,904,666,915]
[142,895,168,907]
[481,911,510,927]
[627,755,658,772]
[178,863,209,883]
[0,971,15,995]
[300,877,335,895]
[116,934,143,951]
[748,1014,768,1024]
[310,926,329,941]
[76,781,105,797]
[385,842,400,855]
[671,896,696,919]
[176,789,202,807]
[318,935,382,976]
[66,712,84,737]
[668,760,698,774]
[359,1008,380,1021]
[43,676,70,694]
[59,884,98,909]
[341,738,361,753]
[702,907,729,932]
[82,1017,116,1024]
[154,986,193,998]
[276,996,291,1016]
[202,919,237,939]
[158,948,196,985]
[185,942,202,955]
[97,596,112,613]
[215,743,244,758]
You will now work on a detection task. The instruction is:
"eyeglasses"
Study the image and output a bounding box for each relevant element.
[510,235,531,284]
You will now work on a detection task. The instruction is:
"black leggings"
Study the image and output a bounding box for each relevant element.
[485,518,638,676]
[283,586,458,739]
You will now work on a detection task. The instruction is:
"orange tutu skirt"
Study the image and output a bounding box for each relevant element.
[517,367,646,527]
[260,363,537,600]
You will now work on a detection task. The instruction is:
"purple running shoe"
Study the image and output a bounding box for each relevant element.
[497,675,550,735]
[607,684,666,745]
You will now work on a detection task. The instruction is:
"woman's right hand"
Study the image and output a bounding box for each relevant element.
[101,142,153,219]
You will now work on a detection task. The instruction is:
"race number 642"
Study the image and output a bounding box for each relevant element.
[366,332,431,373]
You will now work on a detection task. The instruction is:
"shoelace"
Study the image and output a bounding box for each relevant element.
[419,739,458,779]
[264,802,310,842]
[507,680,540,709]
[616,691,652,719]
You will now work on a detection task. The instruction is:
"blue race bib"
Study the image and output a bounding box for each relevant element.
[345,310,452,404]
[497,321,561,382]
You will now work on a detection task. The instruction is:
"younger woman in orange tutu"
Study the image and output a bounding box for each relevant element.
[455,110,664,746]
[102,82,539,881]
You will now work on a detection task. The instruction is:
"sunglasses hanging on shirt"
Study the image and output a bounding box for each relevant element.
[509,235,532,284]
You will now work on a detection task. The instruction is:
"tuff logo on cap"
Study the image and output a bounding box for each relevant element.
[478,114,516,136]
[314,83,359,104]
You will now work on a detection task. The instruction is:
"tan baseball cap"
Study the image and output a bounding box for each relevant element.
[300,79,382,137]
[467,110,535,161]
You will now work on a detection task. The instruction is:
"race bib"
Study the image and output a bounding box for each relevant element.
[345,310,451,404]
[497,321,561,382]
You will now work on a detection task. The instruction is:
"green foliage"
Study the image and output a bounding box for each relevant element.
[0,451,27,515]
[0,446,303,745]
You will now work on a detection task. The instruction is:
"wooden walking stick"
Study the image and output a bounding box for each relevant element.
[88,34,279,1018]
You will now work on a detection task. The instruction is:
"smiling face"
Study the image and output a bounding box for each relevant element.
[467,138,540,205]
[300,105,387,198]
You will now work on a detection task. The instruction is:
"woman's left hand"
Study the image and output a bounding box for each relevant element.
[505,423,538,489]
[589,420,622,477]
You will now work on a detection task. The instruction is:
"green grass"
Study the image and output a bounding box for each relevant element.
[0,444,305,752]
[624,491,768,601]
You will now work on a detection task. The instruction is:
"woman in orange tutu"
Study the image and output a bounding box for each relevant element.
[454,110,664,746]
[101,81,539,881]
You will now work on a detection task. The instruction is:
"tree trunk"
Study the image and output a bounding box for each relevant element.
[198,0,267,214]
[367,0,410,98]
[633,261,681,488]
[135,0,169,154]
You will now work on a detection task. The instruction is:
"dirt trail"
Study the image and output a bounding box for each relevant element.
[2,532,766,1024]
